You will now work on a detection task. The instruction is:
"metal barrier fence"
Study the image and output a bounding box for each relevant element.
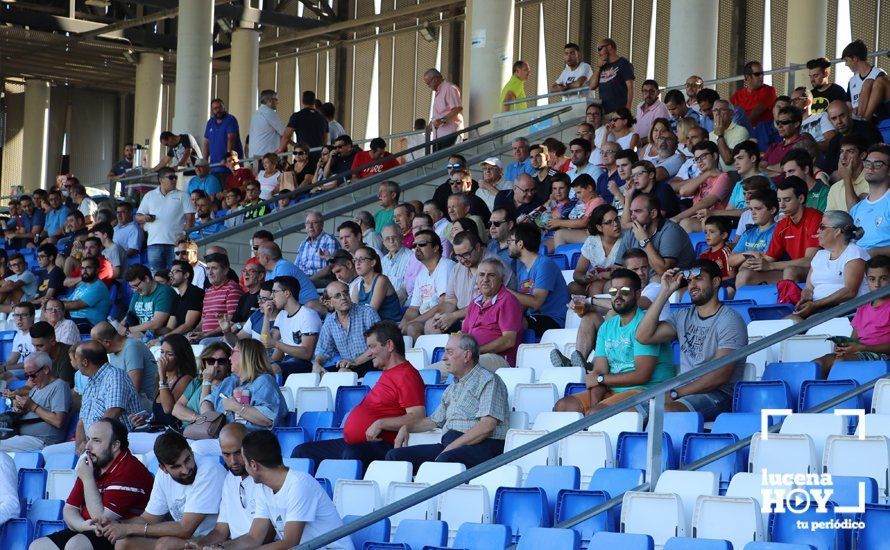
[297,283,890,549]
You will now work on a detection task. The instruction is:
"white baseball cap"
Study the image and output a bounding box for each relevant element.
[481,157,503,169]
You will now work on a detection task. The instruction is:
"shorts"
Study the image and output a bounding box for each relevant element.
[47,528,115,550]
[572,388,645,415]
[674,390,733,422]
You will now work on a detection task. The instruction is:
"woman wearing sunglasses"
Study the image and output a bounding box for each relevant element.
[173,341,231,426]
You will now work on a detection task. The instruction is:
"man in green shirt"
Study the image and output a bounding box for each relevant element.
[374,181,400,230]
[500,60,530,111]
[554,268,674,415]
[782,148,828,212]
[125,264,176,338]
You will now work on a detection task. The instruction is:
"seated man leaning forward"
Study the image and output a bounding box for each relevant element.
[386,333,509,473]
[634,259,749,421]
[554,268,675,415]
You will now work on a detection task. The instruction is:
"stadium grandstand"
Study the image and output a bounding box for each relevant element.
[1,0,890,549]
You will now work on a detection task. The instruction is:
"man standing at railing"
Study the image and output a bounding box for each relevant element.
[731,61,776,127]
[635,260,748,421]
[203,98,243,177]
[589,38,635,115]
[247,89,287,158]
[550,43,592,95]
[278,90,329,157]
[501,60,530,111]
[424,68,464,151]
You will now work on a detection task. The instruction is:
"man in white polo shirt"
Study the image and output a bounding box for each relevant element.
[136,167,195,273]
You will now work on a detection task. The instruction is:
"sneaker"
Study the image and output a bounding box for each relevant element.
[550,348,571,368]
[570,350,590,372]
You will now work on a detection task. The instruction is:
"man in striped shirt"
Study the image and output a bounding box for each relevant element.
[189,253,243,343]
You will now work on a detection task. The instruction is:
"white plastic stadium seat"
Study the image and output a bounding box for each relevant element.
[295,386,333,412]
[279,386,295,412]
[334,479,382,516]
[779,413,846,469]
[621,491,686,546]
[748,432,818,476]
[46,469,77,500]
[405,348,428,369]
[512,383,558,424]
[538,367,585,397]
[516,343,559,381]
[725,472,772,527]
[565,309,582,329]
[779,335,834,363]
[559,431,613,485]
[416,462,466,484]
[471,464,522,500]
[496,367,535,405]
[364,460,413,494]
[415,334,450,363]
[823,435,890,498]
[437,485,492,544]
[319,371,359,396]
[588,411,644,460]
[805,317,853,337]
[856,414,890,439]
[540,328,579,355]
[504,429,555,476]
[534,411,582,465]
[873,379,890,413]
[285,372,320,395]
[561,270,574,284]
[386,481,432,531]
[509,411,530,430]
[746,320,793,377]
[654,470,718,536]
[692,495,764,549]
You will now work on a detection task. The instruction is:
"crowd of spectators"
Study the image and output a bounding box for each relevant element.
[0,35,888,549]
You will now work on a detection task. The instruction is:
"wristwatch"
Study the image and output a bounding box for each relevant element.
[638,237,651,248]
[596,375,605,384]
[669,390,680,400]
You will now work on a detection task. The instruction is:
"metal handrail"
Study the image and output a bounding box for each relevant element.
[194,105,574,245]
[298,283,890,549]
[189,118,490,237]
[502,87,591,107]
[353,128,426,146]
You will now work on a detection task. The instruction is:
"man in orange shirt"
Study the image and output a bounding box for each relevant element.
[351,138,399,180]
[731,61,777,127]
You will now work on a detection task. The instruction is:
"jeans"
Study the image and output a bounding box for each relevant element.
[147,244,175,273]
[385,430,505,475]
[291,437,393,472]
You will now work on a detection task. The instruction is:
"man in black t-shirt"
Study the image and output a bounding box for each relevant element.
[233,262,263,323]
[807,57,849,116]
[589,38,636,115]
[31,243,65,309]
[159,260,204,341]
[432,154,479,213]
[278,90,329,153]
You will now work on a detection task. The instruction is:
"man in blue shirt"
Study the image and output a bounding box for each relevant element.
[203,99,243,175]
[507,222,570,336]
[256,241,325,318]
[187,159,223,199]
[63,257,111,334]
[851,144,890,256]
[8,195,45,249]
[503,138,537,184]
[42,189,71,242]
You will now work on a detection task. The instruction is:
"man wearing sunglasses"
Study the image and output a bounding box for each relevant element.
[399,230,455,341]
[589,38,635,115]
[137,166,196,273]
[730,60,777,127]
[762,105,810,180]
[432,154,477,213]
[0,352,70,452]
[554,268,674,415]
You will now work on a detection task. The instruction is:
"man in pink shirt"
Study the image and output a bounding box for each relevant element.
[672,141,732,232]
[424,68,464,151]
[190,252,243,343]
[459,258,523,371]
[635,79,671,145]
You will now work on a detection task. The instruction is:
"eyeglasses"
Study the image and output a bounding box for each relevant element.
[412,241,432,249]
[174,250,189,256]
[12,313,34,318]
[453,250,475,261]
[607,287,633,297]
[601,217,621,226]
[24,367,45,380]
[353,256,372,263]
[863,160,887,169]
[161,175,177,181]
[258,296,272,303]
[295,151,308,156]
[774,119,795,126]
[204,357,231,366]
[694,154,712,162]
[576,131,593,137]
[596,45,607,51]
[271,288,287,294]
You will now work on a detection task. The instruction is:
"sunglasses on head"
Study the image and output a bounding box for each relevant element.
[682,267,703,279]
[607,286,633,297]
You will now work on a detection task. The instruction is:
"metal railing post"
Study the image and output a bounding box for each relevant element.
[645,392,666,488]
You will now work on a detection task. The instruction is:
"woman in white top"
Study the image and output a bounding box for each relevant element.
[256,153,281,200]
[569,204,622,296]
[639,118,672,163]
[793,210,869,320]
[602,107,640,152]
[42,298,78,345]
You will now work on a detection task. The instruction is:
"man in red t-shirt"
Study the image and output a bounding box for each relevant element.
[351,137,400,180]
[33,418,153,550]
[64,237,115,288]
[731,61,777,127]
[736,176,822,287]
[292,321,426,468]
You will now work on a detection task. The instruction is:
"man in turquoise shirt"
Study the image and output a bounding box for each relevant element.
[64,257,111,334]
[554,267,674,415]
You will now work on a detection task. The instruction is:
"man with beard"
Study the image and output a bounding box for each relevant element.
[185,424,273,547]
[30,418,153,550]
[97,430,226,548]
[203,98,243,176]
[554,268,674,415]
[635,260,748,420]
[63,257,111,334]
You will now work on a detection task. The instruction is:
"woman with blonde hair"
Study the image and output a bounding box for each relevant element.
[201,338,286,430]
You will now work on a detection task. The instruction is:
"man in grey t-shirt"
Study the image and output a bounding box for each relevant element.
[635,259,748,420]
[0,352,71,451]
[614,192,695,279]
[92,322,158,411]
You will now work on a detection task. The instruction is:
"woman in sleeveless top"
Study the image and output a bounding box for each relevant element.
[351,246,402,322]
[257,152,281,200]
[129,334,199,430]
[603,107,640,151]
[173,341,232,426]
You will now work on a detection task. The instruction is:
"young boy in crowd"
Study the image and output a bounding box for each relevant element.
[728,188,779,274]
[814,255,890,377]
[698,216,736,294]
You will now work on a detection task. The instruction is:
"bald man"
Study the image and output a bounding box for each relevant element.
[311,281,380,377]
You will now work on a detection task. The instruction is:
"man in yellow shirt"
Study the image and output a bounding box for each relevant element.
[826,134,869,212]
[501,61,530,111]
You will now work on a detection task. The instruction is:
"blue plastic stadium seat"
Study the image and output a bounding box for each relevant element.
[418,369,441,385]
[0,330,17,364]
[517,527,580,550]
[854,503,890,550]
[680,433,742,492]
[425,384,448,416]
[7,379,27,391]
[694,240,709,257]
[13,452,45,471]
[524,465,580,518]
[768,501,843,550]
[748,304,794,321]
[663,412,703,457]
[664,538,731,549]
[450,523,511,550]
[343,515,390,548]
[878,118,890,143]
[732,380,792,413]
[363,371,383,388]
[0,518,32,550]
[555,243,583,258]
[298,411,335,444]
[334,385,370,425]
[17,468,47,512]
[34,520,66,539]
[735,285,779,305]
[616,432,676,472]
[272,427,306,457]
[431,347,445,363]
[492,486,551,543]
[799,379,862,421]
[555,489,614,545]
[282,458,314,474]
[27,498,64,524]
[547,254,569,270]
[589,532,654,550]
[762,362,822,406]
[741,543,818,549]
[315,427,344,441]
[390,519,448,549]
[587,467,644,516]
[828,361,890,409]
[521,328,538,344]
[65,412,79,441]
[316,459,362,497]
[564,383,586,397]
[43,453,77,471]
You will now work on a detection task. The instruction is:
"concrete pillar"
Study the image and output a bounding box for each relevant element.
[133,53,164,167]
[785,0,827,93]
[461,0,514,125]
[666,0,719,87]
[228,28,259,136]
[21,79,50,190]
[173,0,214,143]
